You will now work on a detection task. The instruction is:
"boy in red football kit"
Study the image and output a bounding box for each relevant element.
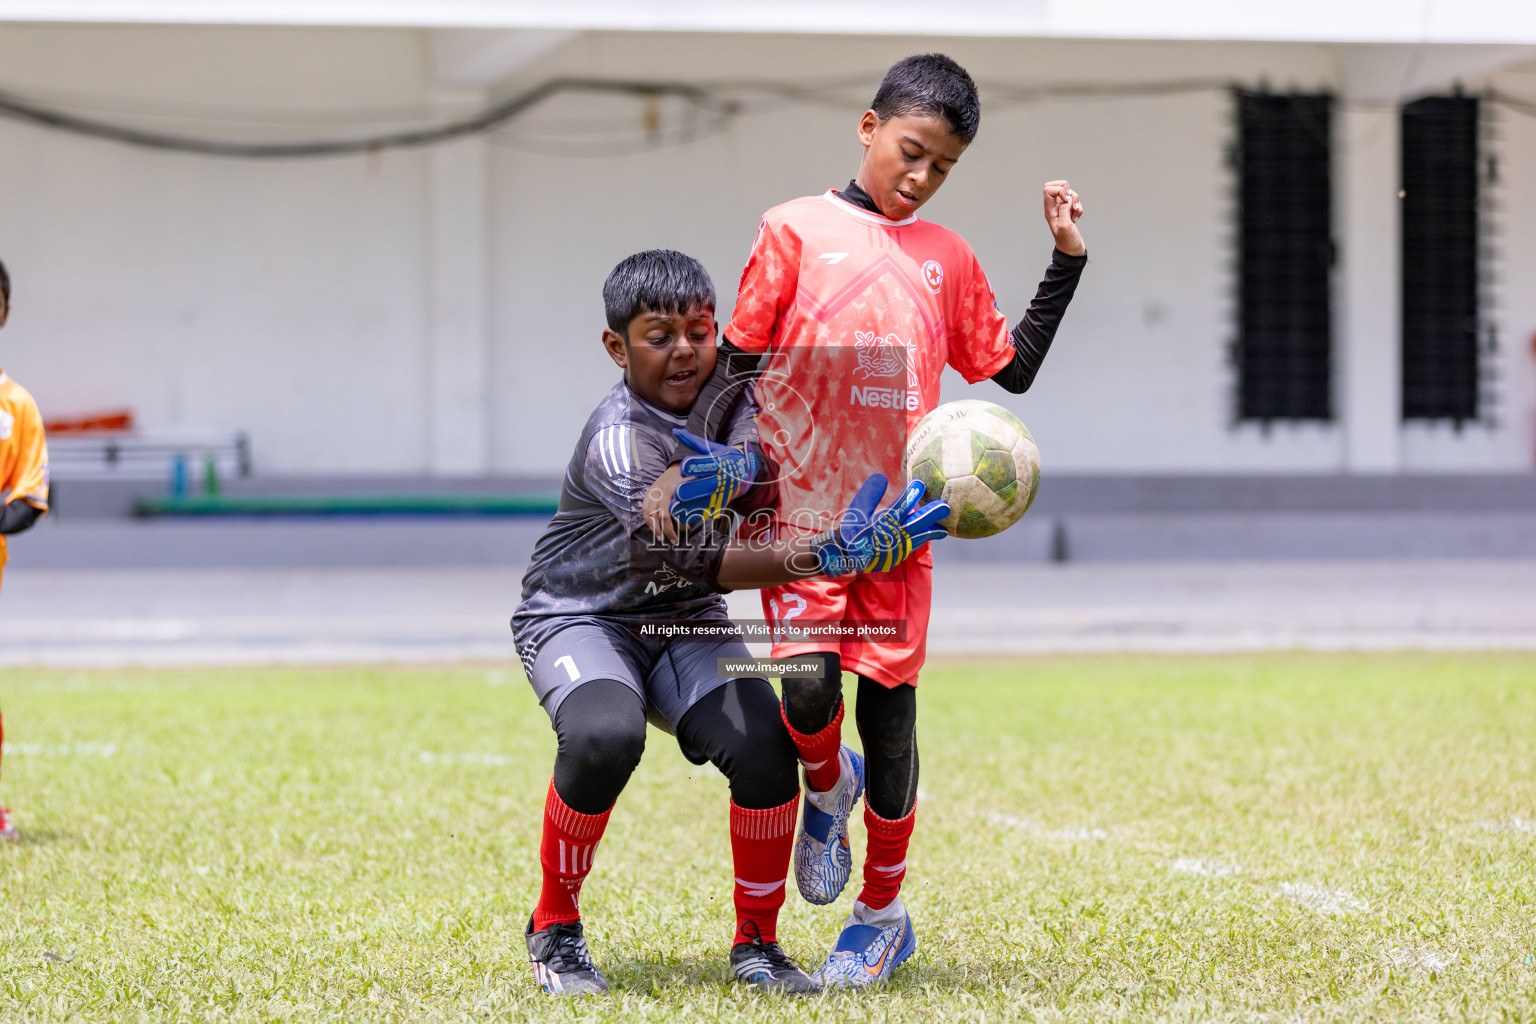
[0,257,52,842]
[645,54,1087,987]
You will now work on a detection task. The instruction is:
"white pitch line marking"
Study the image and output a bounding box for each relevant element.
[416,751,510,766]
[1166,856,1242,877]
[1,742,118,757]
[986,812,1110,841]
[1478,816,1536,834]
[1277,881,1368,915]
[1387,945,1455,972]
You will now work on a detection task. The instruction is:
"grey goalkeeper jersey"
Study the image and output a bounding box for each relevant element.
[512,378,768,644]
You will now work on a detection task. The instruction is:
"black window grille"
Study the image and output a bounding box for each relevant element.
[1401,95,1480,423]
[1235,91,1334,422]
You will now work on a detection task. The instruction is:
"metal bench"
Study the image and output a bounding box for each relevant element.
[48,432,251,485]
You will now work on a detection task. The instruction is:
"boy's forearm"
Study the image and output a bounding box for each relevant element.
[714,536,821,590]
[732,442,779,517]
[992,248,1087,395]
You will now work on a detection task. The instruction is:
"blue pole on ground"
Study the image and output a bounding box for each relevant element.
[171,453,188,497]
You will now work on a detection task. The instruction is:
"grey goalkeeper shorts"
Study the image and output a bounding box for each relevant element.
[518,615,762,735]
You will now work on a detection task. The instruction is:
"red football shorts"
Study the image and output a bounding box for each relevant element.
[761,548,933,688]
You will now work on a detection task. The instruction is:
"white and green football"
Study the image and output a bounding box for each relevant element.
[903,399,1041,539]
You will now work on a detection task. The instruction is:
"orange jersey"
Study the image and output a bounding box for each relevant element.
[0,372,49,589]
[725,191,1013,529]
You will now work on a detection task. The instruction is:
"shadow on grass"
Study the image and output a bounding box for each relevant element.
[887,959,1045,995]
[4,826,72,846]
[597,952,1043,997]
[601,952,731,993]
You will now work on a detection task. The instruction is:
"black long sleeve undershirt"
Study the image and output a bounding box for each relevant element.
[0,500,43,535]
[671,181,1086,460]
[992,247,1088,394]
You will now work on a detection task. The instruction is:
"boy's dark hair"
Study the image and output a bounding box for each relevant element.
[0,257,8,305]
[871,53,981,145]
[603,249,715,335]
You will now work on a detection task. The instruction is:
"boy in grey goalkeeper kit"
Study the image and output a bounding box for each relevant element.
[510,250,948,996]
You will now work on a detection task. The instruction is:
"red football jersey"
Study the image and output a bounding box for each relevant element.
[726,191,1013,529]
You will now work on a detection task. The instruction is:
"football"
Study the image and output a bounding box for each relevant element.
[903,399,1041,538]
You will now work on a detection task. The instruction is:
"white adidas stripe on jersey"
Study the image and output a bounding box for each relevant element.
[594,424,633,479]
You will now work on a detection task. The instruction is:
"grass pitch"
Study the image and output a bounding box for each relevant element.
[1,653,1534,1022]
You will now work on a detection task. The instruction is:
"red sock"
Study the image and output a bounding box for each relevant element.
[856,803,915,911]
[532,780,612,931]
[730,797,798,945]
[781,700,844,792]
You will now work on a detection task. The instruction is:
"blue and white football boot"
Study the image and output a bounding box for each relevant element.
[793,744,865,905]
[813,896,918,990]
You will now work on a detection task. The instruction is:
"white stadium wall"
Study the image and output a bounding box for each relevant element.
[490,33,1536,475]
[0,24,1532,476]
[0,25,437,474]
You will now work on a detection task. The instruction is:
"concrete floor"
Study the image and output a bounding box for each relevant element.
[2,559,1533,666]
[12,511,1536,568]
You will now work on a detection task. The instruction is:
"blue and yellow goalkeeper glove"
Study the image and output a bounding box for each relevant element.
[811,474,950,577]
[669,427,761,525]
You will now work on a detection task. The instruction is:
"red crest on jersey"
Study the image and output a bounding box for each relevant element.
[921,259,944,293]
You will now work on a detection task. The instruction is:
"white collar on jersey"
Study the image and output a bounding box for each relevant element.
[821,189,919,228]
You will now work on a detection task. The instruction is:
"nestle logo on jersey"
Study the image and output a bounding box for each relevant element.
[849,384,918,411]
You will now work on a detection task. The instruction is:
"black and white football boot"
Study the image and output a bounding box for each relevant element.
[526,916,608,996]
[729,925,819,994]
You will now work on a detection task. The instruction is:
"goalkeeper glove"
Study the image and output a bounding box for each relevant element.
[669,427,761,524]
[811,474,950,577]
